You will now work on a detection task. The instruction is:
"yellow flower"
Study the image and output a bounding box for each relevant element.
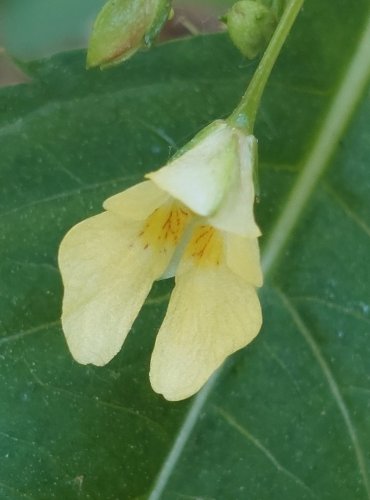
[59,120,263,400]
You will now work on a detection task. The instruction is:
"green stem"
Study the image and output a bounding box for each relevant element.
[228,0,305,132]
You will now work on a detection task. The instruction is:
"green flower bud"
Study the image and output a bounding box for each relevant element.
[224,0,277,59]
[87,0,172,69]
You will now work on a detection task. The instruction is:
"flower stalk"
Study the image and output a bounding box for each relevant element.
[229,0,305,132]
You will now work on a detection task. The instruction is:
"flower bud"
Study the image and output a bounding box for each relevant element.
[224,0,277,59]
[87,0,172,69]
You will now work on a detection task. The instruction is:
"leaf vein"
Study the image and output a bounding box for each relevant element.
[35,142,84,186]
[291,295,370,325]
[275,287,370,499]
[0,320,59,346]
[0,174,138,220]
[261,341,301,393]
[324,183,370,238]
[23,359,170,441]
[215,406,317,497]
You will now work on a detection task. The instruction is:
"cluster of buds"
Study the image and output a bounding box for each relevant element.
[87,0,280,68]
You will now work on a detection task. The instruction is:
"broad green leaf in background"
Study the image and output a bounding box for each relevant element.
[0,0,370,498]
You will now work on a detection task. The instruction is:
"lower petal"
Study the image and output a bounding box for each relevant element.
[59,211,168,366]
[225,233,263,287]
[150,266,262,401]
[103,181,169,221]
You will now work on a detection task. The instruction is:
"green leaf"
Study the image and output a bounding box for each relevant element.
[1,1,370,498]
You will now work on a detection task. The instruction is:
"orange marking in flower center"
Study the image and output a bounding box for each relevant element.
[185,225,224,266]
[139,202,191,252]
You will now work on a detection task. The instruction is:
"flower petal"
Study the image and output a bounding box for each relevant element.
[208,134,261,237]
[146,121,238,216]
[150,266,262,401]
[225,233,263,287]
[59,211,170,366]
[103,180,169,221]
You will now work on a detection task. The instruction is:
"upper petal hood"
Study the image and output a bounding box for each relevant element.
[147,120,261,237]
[146,121,238,217]
[209,133,261,237]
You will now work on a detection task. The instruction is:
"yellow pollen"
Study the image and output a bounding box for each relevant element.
[185,225,224,266]
[139,202,191,251]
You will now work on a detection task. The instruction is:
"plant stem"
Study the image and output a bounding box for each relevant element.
[228,0,305,132]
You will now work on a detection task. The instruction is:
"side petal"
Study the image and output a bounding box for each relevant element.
[103,180,169,221]
[59,211,169,366]
[225,233,263,287]
[150,266,262,401]
[208,134,261,237]
[146,122,238,216]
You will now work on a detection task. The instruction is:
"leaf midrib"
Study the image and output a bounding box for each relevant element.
[147,12,370,500]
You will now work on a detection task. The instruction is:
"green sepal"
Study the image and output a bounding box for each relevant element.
[144,0,172,48]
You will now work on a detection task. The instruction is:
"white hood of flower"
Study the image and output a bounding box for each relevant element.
[146,120,260,237]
